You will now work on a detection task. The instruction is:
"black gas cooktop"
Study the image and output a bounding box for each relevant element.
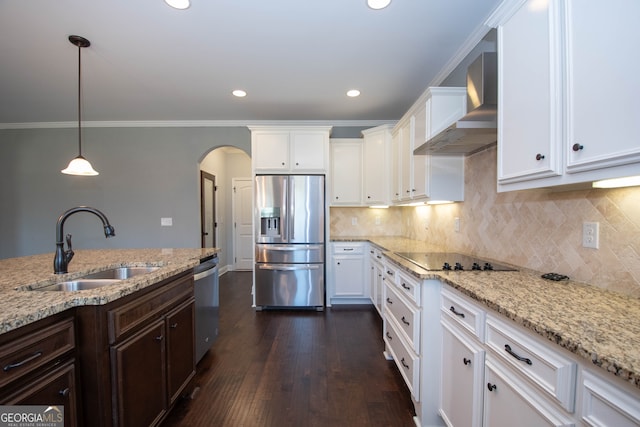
[396,252,516,272]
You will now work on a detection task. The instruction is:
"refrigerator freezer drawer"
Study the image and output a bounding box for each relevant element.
[255,244,324,264]
[255,263,324,307]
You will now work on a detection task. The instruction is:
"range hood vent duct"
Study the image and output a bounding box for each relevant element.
[414,52,497,155]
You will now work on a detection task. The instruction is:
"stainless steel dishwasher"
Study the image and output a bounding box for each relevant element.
[193,254,219,363]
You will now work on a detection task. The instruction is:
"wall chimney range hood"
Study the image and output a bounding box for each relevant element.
[414,52,497,155]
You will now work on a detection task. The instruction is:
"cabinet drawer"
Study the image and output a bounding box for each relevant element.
[396,270,421,306]
[441,287,485,341]
[0,318,75,389]
[384,283,420,352]
[382,262,397,285]
[384,314,420,401]
[3,359,78,427]
[332,242,364,255]
[486,314,576,412]
[581,369,640,427]
[108,275,193,344]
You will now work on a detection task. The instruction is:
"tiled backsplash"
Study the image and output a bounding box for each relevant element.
[330,145,640,297]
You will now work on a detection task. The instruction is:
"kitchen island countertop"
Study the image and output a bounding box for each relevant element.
[0,248,217,335]
[333,236,640,389]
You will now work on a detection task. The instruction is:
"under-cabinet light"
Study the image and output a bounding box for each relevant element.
[592,175,640,189]
[427,200,455,205]
[369,205,389,209]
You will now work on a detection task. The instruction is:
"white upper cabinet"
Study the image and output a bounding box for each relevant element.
[564,0,640,174]
[493,0,564,185]
[362,125,392,206]
[250,126,331,173]
[329,139,363,206]
[490,0,640,191]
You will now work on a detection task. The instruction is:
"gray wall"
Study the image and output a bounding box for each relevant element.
[0,126,251,260]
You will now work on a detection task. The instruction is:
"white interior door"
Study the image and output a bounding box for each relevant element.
[232,178,253,270]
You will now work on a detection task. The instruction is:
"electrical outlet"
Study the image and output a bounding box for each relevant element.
[375,217,381,225]
[161,217,173,227]
[582,222,599,249]
[454,217,460,233]
[351,217,357,226]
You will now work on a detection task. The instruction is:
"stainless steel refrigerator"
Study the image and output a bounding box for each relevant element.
[254,175,325,309]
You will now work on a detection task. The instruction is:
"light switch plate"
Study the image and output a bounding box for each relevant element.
[161,217,173,227]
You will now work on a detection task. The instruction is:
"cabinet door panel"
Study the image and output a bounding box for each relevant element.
[167,298,196,405]
[484,357,574,427]
[292,132,326,170]
[497,0,563,183]
[5,360,78,427]
[333,256,365,297]
[253,132,290,170]
[440,319,484,427]
[363,132,388,204]
[112,320,167,427]
[330,141,362,205]
[565,0,640,173]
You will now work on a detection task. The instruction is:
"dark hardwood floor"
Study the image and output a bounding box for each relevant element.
[161,271,416,427]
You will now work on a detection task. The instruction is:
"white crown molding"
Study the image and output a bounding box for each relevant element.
[0,119,396,130]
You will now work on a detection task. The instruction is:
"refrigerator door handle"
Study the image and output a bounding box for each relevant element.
[261,244,323,251]
[258,264,320,271]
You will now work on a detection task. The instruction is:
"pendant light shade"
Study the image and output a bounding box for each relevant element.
[62,35,99,176]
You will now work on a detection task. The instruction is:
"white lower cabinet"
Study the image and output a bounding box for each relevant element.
[439,286,640,427]
[329,242,367,305]
[580,369,640,427]
[440,316,485,427]
[368,244,384,316]
[484,356,575,427]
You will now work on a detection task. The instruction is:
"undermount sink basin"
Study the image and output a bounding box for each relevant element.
[78,266,161,280]
[35,279,122,291]
[31,266,161,291]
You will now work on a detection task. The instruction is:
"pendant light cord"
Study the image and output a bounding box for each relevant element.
[77,42,82,158]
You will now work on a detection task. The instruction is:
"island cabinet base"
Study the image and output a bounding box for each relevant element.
[0,312,79,427]
[76,270,196,427]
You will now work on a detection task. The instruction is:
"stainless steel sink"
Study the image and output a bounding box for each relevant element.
[31,266,161,291]
[34,279,122,291]
[79,266,160,280]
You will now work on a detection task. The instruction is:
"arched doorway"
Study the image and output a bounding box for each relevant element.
[200,146,252,273]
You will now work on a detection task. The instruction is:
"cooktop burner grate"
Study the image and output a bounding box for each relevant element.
[395,252,517,272]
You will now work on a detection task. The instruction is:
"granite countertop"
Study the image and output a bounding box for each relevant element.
[333,236,640,389]
[0,248,217,335]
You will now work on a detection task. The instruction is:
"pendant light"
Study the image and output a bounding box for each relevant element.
[62,35,99,176]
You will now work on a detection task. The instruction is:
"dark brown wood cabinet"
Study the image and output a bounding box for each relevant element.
[0,314,79,427]
[76,270,195,427]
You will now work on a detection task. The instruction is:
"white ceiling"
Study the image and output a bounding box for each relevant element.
[0,0,502,125]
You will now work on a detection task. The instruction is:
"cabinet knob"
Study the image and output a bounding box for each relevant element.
[535,153,545,161]
[59,387,71,398]
[386,297,393,304]
[572,143,584,152]
[335,196,339,200]
[337,262,341,265]
[281,162,285,166]
[170,322,178,329]
[295,162,299,166]
[463,358,471,366]
[386,332,392,340]
[400,358,410,369]
[487,383,497,392]
[367,195,371,199]
[155,335,164,341]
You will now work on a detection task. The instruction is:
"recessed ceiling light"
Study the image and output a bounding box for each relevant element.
[232,89,247,98]
[346,89,361,97]
[367,0,391,10]
[165,0,190,10]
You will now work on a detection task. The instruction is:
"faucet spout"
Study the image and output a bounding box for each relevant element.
[54,206,116,274]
